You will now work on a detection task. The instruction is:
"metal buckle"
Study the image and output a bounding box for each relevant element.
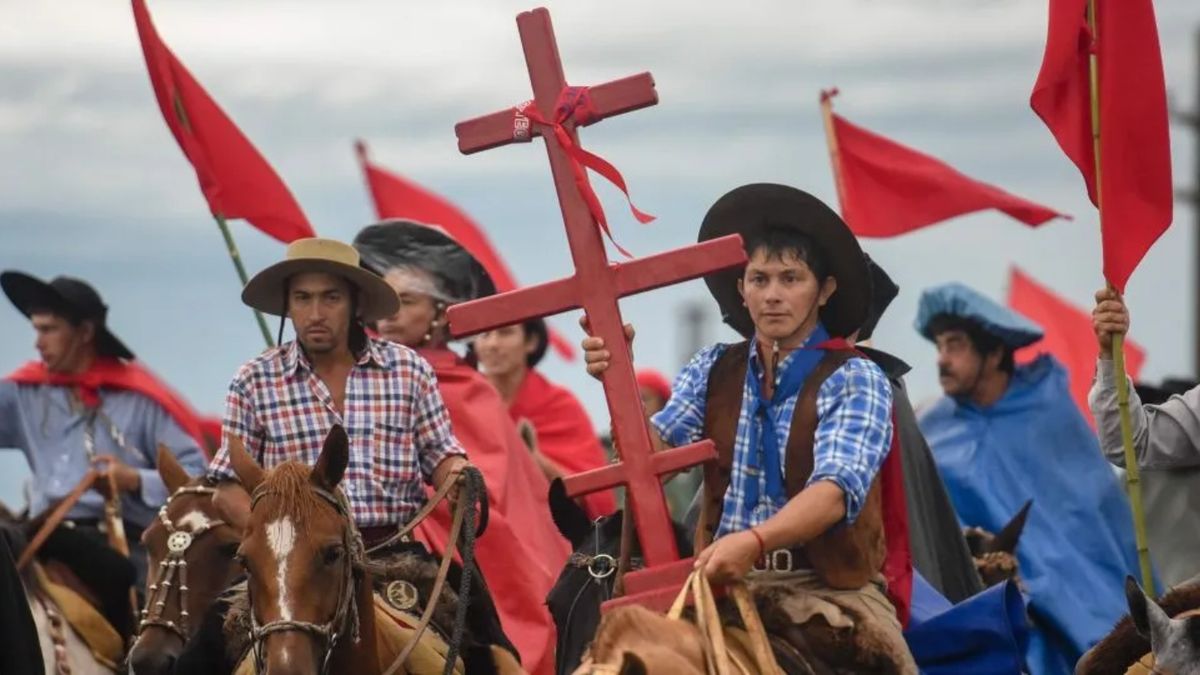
[770,548,793,573]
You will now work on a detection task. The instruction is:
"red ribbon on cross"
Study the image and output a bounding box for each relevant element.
[511,86,654,257]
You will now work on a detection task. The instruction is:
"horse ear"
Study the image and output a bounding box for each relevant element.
[617,652,647,675]
[1126,575,1153,639]
[213,481,252,534]
[989,500,1033,555]
[1144,589,1175,651]
[157,444,192,494]
[312,425,349,491]
[548,478,592,548]
[227,433,265,494]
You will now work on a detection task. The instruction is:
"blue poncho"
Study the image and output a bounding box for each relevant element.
[918,355,1144,675]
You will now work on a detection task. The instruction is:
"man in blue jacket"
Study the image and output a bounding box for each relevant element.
[915,282,1143,675]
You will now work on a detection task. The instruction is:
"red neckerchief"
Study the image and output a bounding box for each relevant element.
[6,358,212,457]
[815,338,914,627]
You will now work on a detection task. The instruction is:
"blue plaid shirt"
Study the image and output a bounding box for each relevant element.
[651,334,893,537]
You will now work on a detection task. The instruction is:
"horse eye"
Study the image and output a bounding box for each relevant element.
[322,546,343,565]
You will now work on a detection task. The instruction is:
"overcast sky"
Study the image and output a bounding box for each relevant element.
[1,0,1197,506]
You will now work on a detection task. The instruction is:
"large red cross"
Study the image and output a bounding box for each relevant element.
[448,7,746,606]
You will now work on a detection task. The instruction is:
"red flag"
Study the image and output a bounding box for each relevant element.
[831,113,1067,237]
[355,140,577,361]
[131,0,314,243]
[1008,267,1145,427]
[1030,0,1173,292]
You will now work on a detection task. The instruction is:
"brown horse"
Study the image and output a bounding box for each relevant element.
[225,425,379,674]
[126,447,246,675]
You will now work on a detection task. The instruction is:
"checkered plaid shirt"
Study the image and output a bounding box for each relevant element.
[651,336,893,537]
[207,338,466,526]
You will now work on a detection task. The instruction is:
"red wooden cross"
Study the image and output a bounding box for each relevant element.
[448,7,746,601]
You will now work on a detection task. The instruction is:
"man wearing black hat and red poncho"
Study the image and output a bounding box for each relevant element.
[0,271,208,642]
[583,184,916,671]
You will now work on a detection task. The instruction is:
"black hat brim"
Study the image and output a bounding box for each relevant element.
[1,271,135,360]
[698,184,870,338]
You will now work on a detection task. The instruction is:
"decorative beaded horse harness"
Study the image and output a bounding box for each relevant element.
[136,485,225,641]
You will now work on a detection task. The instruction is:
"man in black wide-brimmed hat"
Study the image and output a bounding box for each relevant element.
[0,271,207,642]
[583,184,917,671]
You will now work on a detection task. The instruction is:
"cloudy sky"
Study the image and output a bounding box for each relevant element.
[1,0,1197,505]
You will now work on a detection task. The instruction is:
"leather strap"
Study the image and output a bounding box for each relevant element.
[17,469,100,570]
[381,471,469,675]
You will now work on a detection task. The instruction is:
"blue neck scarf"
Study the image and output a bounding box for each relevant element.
[743,323,831,511]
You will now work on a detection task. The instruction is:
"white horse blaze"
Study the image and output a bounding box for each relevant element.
[265,516,296,620]
[177,510,211,532]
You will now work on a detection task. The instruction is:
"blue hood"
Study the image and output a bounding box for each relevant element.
[915,282,1043,349]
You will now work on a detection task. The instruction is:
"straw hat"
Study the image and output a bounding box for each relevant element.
[241,238,400,322]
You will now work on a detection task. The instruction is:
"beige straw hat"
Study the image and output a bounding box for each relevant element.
[241,238,400,322]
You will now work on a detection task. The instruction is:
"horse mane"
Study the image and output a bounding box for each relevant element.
[254,461,330,523]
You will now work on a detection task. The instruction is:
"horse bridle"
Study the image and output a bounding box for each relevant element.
[557,517,644,675]
[245,483,363,675]
[136,485,226,642]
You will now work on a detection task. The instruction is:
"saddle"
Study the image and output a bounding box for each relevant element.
[29,561,124,670]
[745,577,914,674]
[2,519,128,668]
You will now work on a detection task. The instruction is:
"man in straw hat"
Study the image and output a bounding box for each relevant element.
[915,283,1143,675]
[0,271,208,640]
[583,184,916,672]
[207,237,469,537]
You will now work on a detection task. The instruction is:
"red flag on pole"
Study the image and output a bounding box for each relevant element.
[1008,267,1145,426]
[131,0,314,243]
[827,110,1067,237]
[355,140,577,361]
[1030,0,1173,292]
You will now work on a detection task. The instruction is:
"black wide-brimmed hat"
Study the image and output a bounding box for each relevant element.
[858,253,899,342]
[1,271,135,360]
[352,219,497,304]
[698,183,870,338]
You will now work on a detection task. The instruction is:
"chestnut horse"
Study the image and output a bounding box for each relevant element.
[226,426,378,674]
[126,447,246,675]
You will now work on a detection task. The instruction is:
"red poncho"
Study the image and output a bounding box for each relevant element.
[508,370,616,519]
[412,349,569,675]
[6,358,211,458]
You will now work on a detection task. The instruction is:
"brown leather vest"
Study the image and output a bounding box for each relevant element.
[697,341,886,589]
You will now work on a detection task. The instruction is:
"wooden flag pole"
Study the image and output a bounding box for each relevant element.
[1088,0,1155,595]
[819,89,850,214]
[214,212,276,349]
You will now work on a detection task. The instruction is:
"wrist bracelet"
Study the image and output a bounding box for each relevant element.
[749,527,766,558]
